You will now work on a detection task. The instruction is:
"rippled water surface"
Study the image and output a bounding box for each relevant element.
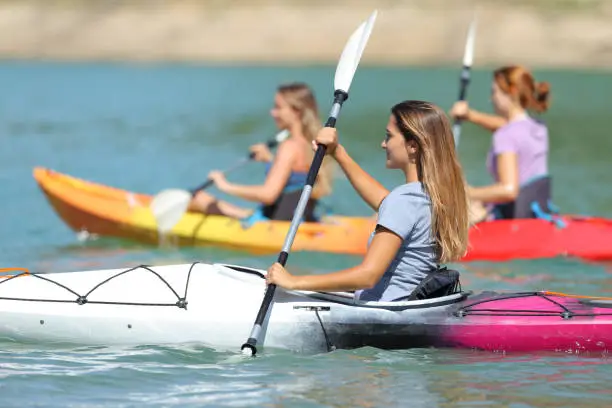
[1,62,611,406]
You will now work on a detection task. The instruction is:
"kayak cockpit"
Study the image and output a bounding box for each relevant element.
[216,263,471,311]
[296,290,471,311]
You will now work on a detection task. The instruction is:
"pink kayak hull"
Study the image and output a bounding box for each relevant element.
[442,292,612,353]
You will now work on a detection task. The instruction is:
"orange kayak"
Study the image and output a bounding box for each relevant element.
[33,167,374,255]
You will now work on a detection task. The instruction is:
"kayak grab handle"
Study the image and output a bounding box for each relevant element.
[531,202,567,229]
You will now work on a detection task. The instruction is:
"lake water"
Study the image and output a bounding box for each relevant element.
[1,62,611,407]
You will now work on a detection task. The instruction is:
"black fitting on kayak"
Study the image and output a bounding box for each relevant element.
[561,311,573,319]
[176,298,187,309]
[76,296,88,305]
[314,308,335,352]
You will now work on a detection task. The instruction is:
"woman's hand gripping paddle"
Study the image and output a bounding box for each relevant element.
[150,130,290,233]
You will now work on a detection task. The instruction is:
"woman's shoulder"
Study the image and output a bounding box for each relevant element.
[492,117,548,147]
[389,182,427,197]
[382,183,428,208]
[496,116,546,134]
[378,183,429,237]
[274,138,302,158]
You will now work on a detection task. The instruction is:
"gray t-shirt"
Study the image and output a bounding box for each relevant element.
[355,182,437,302]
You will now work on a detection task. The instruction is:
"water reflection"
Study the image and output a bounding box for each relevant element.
[254,349,612,407]
[0,342,611,407]
[26,238,257,273]
[458,258,611,296]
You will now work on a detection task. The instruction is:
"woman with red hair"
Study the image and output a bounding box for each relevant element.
[451,65,552,223]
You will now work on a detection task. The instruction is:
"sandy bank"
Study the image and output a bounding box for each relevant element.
[1,0,611,68]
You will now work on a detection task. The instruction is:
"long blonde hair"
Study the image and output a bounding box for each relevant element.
[391,101,469,263]
[277,83,334,199]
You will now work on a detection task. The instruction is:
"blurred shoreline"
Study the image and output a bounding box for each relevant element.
[1,0,611,69]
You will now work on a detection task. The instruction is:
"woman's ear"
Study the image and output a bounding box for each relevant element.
[507,84,519,97]
[406,139,419,154]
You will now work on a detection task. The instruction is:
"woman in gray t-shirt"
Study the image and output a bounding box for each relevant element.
[266,100,470,302]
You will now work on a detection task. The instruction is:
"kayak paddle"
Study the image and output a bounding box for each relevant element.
[240,10,378,357]
[452,16,478,147]
[150,129,290,234]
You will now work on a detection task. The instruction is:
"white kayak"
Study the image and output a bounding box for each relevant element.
[0,262,466,353]
[4,262,612,354]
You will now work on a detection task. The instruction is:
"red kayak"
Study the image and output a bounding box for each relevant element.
[464,216,612,262]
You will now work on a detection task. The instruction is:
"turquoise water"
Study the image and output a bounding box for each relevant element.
[1,62,612,406]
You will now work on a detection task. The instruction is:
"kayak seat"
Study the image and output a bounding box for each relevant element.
[259,164,319,222]
[494,175,552,219]
[493,175,566,228]
[261,189,319,222]
[404,267,461,301]
[241,190,319,228]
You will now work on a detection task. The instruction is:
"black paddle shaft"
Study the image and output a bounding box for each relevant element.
[453,65,472,127]
[241,90,349,356]
[188,138,283,196]
[457,65,471,101]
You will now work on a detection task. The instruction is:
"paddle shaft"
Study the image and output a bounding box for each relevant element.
[241,90,348,355]
[452,65,471,147]
[188,138,283,196]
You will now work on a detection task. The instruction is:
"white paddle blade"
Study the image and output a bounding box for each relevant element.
[150,189,192,233]
[274,129,290,143]
[462,16,478,67]
[334,10,378,93]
